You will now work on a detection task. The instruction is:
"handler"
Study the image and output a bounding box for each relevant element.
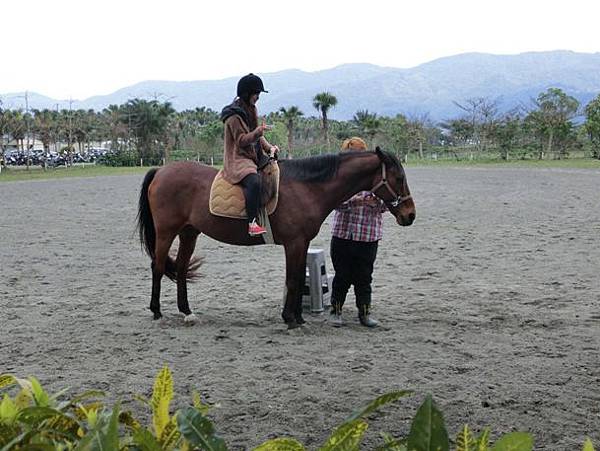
[329,137,386,328]
[220,73,279,236]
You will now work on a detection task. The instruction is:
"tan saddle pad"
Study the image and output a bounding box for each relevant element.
[209,161,280,219]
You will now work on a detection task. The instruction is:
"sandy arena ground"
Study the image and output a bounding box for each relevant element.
[1,166,599,450]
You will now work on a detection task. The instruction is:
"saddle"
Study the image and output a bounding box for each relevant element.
[209,160,280,219]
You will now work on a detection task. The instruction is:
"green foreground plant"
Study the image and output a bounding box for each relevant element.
[0,367,595,450]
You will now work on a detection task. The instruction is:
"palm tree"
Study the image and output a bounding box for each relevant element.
[0,105,9,167]
[124,99,175,164]
[8,110,26,151]
[57,108,75,157]
[352,109,380,141]
[102,104,128,152]
[312,92,337,150]
[279,106,303,158]
[71,109,94,154]
[32,109,56,168]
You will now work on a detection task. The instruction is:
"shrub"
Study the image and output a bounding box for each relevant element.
[0,367,595,450]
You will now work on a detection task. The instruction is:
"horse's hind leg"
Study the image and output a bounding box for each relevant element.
[150,233,175,319]
[176,228,199,321]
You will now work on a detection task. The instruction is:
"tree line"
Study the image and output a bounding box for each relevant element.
[1,87,600,167]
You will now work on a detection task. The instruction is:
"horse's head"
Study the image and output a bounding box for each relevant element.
[372,147,416,226]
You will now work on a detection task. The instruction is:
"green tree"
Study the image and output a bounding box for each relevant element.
[189,106,219,126]
[493,110,523,160]
[312,92,338,151]
[71,109,96,154]
[56,108,70,153]
[0,103,9,165]
[526,88,579,159]
[352,109,381,142]
[380,114,408,157]
[32,109,58,168]
[279,106,303,158]
[122,99,175,164]
[406,114,432,159]
[584,94,600,159]
[439,118,474,160]
[198,120,224,164]
[7,110,26,152]
[101,104,129,152]
[453,97,499,152]
[440,118,473,147]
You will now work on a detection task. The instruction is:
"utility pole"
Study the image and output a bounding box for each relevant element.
[25,91,30,155]
[54,103,60,153]
[20,91,32,169]
[68,98,73,167]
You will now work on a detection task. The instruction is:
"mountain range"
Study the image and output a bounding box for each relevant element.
[2,50,600,121]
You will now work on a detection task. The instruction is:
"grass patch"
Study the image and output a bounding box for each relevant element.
[2,158,598,183]
[406,157,600,169]
[0,165,153,183]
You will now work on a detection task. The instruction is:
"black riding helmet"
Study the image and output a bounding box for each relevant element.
[237,73,268,99]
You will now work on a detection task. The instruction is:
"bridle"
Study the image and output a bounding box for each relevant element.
[370,163,412,208]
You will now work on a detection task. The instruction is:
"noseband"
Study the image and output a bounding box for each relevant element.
[370,163,412,207]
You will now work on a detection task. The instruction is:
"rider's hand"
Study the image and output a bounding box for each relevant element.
[259,120,273,135]
[256,124,269,136]
[269,145,279,158]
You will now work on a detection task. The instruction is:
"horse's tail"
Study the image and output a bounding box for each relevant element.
[137,168,158,260]
[136,168,202,283]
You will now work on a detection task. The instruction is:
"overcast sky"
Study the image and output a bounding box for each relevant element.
[2,0,599,101]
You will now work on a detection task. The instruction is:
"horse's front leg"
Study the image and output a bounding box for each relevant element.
[283,240,309,329]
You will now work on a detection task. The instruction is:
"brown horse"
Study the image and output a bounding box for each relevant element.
[136,148,416,329]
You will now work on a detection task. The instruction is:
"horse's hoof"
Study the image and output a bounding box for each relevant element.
[295,316,306,325]
[184,313,198,324]
[153,312,162,320]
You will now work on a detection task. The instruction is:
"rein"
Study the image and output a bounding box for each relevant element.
[370,163,412,207]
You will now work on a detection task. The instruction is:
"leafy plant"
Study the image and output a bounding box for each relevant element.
[0,365,221,450]
[0,368,596,450]
[0,373,109,449]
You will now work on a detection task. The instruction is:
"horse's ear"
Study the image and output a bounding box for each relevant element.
[375,146,387,164]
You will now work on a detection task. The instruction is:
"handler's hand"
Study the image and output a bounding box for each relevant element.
[364,193,380,207]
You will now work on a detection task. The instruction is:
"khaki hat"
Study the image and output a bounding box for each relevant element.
[341,137,368,151]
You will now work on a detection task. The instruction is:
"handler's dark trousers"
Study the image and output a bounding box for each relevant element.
[330,236,379,314]
[240,173,261,223]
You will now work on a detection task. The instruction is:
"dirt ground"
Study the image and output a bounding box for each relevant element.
[1,166,599,450]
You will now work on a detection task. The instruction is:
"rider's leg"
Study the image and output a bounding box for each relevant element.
[240,173,265,235]
[240,173,260,221]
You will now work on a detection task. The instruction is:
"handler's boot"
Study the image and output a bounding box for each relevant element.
[329,302,344,327]
[248,219,266,236]
[358,305,378,328]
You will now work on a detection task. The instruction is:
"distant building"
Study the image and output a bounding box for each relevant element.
[5,138,45,152]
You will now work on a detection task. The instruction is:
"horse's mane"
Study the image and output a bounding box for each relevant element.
[279,149,401,183]
[381,150,402,170]
[279,153,341,182]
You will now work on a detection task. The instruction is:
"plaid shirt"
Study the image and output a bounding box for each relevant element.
[331,191,387,242]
